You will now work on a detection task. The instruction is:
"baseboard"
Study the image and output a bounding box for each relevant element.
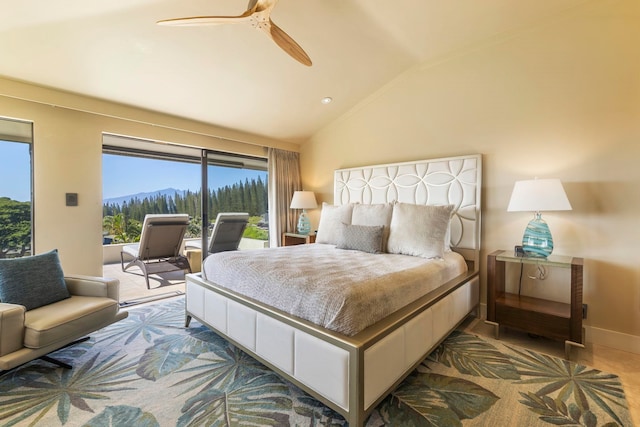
[477,303,640,355]
[585,325,640,355]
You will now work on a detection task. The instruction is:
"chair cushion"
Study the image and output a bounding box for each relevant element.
[23,295,118,349]
[0,249,70,310]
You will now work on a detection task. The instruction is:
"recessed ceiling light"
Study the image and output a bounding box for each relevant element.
[321,97,333,104]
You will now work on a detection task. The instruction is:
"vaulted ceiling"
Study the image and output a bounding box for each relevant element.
[0,0,588,143]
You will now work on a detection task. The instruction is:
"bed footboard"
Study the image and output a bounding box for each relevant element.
[185,270,479,426]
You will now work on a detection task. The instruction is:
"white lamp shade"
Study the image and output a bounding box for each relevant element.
[290,191,318,210]
[507,179,572,212]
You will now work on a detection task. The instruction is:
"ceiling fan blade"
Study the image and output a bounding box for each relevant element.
[266,20,312,66]
[157,15,252,26]
[158,0,311,66]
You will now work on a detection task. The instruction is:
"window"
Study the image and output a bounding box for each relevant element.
[0,118,33,258]
[102,152,201,243]
[102,134,268,248]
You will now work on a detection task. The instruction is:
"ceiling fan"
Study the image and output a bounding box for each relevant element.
[157,0,312,66]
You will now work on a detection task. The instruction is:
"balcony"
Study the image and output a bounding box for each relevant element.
[103,238,268,307]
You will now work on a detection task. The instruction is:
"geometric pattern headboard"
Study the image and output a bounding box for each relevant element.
[334,154,482,251]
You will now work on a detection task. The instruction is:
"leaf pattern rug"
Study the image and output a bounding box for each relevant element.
[0,297,632,426]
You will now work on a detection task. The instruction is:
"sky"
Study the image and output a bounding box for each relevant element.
[0,144,266,202]
[103,154,267,200]
[0,140,31,202]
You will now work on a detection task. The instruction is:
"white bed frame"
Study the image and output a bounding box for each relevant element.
[185,154,482,426]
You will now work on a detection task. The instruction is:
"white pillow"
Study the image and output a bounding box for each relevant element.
[387,202,454,259]
[351,203,393,252]
[440,206,455,252]
[315,203,354,245]
[444,220,452,252]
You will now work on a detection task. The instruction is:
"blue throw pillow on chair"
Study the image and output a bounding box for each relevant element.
[0,249,70,310]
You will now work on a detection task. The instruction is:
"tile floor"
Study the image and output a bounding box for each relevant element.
[104,263,639,426]
[102,262,185,307]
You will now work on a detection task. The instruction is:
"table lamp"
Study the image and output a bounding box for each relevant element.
[507,178,571,258]
[290,191,317,235]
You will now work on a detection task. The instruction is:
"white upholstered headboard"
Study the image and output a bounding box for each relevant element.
[334,154,482,258]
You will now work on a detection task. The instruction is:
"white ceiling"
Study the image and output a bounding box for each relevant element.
[0,0,588,144]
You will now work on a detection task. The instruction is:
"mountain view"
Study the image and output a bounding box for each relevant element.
[102,176,269,244]
[103,188,185,206]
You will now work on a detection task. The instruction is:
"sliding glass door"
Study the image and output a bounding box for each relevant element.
[201,151,268,257]
[102,134,268,255]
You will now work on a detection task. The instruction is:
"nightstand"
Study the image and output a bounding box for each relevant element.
[486,249,584,359]
[282,232,316,246]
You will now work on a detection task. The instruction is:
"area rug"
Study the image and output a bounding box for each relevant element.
[0,297,632,426]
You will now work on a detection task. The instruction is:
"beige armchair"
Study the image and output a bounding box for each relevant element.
[0,275,128,372]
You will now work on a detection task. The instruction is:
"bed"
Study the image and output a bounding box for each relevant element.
[185,154,482,426]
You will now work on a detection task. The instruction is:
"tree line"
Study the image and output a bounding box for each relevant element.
[0,177,269,257]
[102,177,268,243]
[0,197,31,258]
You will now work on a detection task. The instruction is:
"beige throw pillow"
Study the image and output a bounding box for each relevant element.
[315,203,354,245]
[387,203,454,259]
[351,203,393,252]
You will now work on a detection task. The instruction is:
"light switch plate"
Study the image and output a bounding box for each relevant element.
[66,193,78,206]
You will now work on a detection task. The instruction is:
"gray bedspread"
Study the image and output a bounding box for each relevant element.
[202,244,467,336]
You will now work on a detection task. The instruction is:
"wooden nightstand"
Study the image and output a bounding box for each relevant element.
[282,232,316,246]
[486,249,584,359]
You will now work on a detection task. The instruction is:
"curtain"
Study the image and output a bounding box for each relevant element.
[267,148,302,247]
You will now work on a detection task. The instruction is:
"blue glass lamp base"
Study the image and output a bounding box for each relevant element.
[297,210,311,235]
[522,213,553,258]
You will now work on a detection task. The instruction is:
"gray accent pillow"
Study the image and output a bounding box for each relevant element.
[0,249,70,310]
[387,203,454,259]
[315,203,354,245]
[337,224,384,254]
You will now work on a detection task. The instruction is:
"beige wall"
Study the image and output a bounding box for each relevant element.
[0,78,297,276]
[301,0,640,349]
[1,0,637,350]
